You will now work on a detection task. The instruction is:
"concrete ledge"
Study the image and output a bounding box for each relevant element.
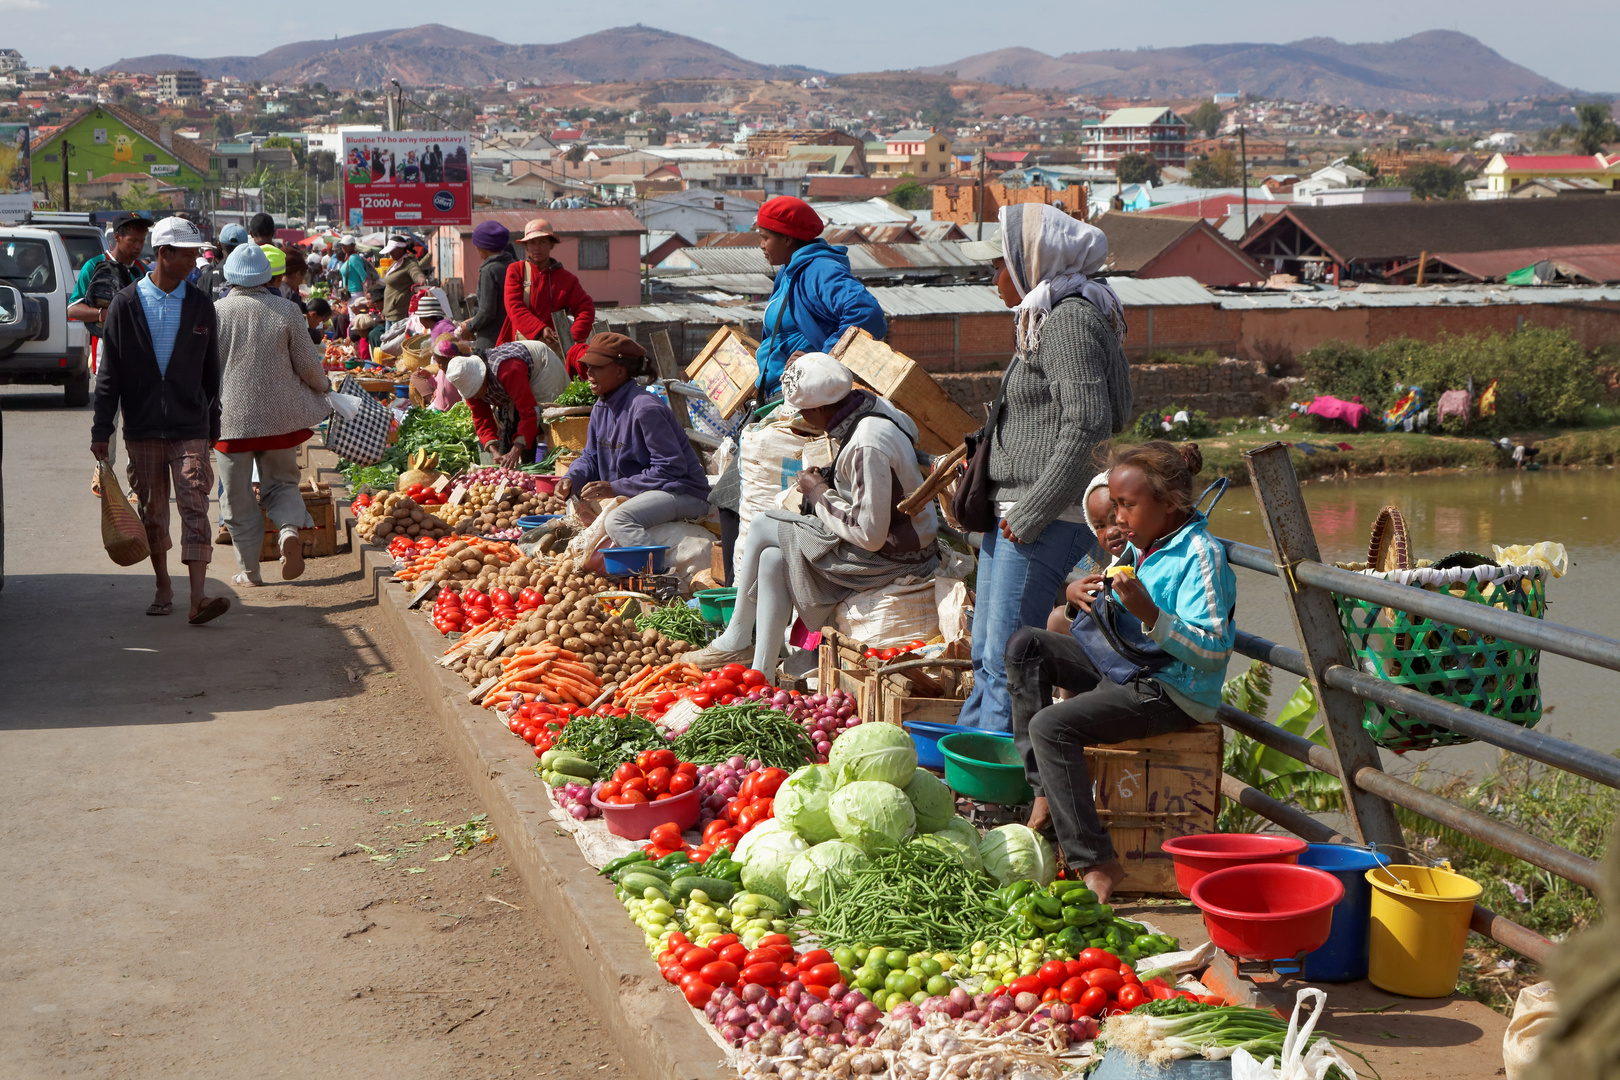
[343,507,729,1080]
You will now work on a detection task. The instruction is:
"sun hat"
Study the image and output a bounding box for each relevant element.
[472,220,511,250]
[260,243,286,276]
[445,354,486,399]
[781,352,853,410]
[959,236,1003,262]
[339,233,358,246]
[755,196,823,241]
[519,217,559,243]
[224,243,273,287]
[579,331,647,368]
[150,216,207,249]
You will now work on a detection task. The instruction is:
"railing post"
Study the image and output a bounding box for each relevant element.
[1243,443,1404,847]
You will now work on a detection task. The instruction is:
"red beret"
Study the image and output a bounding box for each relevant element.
[755,196,823,242]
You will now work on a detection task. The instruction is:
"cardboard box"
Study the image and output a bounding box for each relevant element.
[1088,724,1224,896]
[685,326,761,420]
[831,329,979,455]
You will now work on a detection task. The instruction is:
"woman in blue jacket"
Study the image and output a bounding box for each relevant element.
[711,196,888,580]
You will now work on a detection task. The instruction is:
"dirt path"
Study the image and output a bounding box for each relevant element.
[0,388,630,1079]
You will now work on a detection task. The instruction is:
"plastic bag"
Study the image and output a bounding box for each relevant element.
[1504,981,1556,1080]
[1230,989,1358,1080]
[1494,542,1569,579]
[97,460,151,567]
[834,577,940,646]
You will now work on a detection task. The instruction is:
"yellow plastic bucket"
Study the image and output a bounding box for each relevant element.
[1365,863,1482,997]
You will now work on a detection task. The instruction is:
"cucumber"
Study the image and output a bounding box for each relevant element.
[548,754,597,780]
[615,864,671,885]
[541,770,568,788]
[671,877,738,904]
[617,872,672,900]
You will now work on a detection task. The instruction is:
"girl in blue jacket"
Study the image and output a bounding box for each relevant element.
[1005,442,1236,903]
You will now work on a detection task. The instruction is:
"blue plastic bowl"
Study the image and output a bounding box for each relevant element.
[903,720,965,771]
[600,545,670,575]
[516,514,561,530]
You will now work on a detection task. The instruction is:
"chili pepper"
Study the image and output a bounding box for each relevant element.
[653,851,692,871]
[599,851,649,877]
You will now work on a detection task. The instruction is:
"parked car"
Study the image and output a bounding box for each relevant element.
[0,226,89,405]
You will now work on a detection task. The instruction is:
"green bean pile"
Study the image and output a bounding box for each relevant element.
[801,838,1004,953]
[634,603,716,647]
[669,703,818,769]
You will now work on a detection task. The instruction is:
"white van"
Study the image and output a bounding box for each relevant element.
[0,226,90,405]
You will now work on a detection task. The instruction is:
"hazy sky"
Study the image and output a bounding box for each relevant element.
[8,0,1616,92]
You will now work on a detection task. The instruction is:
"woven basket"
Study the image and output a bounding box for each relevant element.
[1334,507,1546,751]
[547,416,591,451]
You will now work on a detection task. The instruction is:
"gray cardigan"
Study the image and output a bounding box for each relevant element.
[988,297,1132,542]
[214,286,331,442]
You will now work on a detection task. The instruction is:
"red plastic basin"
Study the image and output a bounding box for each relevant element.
[529,475,560,496]
[1160,832,1308,897]
[591,787,700,841]
[1190,863,1345,960]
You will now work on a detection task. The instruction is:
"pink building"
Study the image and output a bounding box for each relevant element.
[435,208,647,310]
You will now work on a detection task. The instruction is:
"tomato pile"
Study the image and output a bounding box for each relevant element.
[401,481,448,506]
[863,639,928,663]
[599,748,700,807]
[644,662,771,720]
[432,585,545,634]
[388,533,451,561]
[350,492,373,514]
[505,698,582,754]
[992,948,1208,1017]
[659,931,799,1008]
[718,765,787,836]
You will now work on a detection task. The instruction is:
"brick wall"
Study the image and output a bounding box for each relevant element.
[937,360,1281,421]
[933,181,1085,226]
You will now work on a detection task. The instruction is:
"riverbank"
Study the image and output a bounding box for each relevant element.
[1182,424,1620,485]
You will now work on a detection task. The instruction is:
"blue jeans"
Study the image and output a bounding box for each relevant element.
[957,519,1097,733]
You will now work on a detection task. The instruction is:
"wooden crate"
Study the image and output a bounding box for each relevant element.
[257,484,339,560]
[1087,723,1224,897]
[872,660,972,728]
[816,626,878,718]
[685,325,761,419]
[831,328,979,456]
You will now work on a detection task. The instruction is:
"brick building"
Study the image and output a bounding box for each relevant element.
[745,129,866,175]
[932,178,1086,227]
[1094,213,1264,287]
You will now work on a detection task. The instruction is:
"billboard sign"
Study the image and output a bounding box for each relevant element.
[341,130,471,229]
[0,124,32,220]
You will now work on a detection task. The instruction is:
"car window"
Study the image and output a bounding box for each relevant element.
[0,239,55,293]
[58,233,105,276]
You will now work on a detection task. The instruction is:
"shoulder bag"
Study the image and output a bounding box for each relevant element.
[949,355,1016,533]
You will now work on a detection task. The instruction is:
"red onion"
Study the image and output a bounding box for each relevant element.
[1014,992,1041,1014]
[1048,1002,1073,1024]
[964,1009,984,1023]
[986,997,1014,1020]
[745,1022,764,1040]
[804,1003,834,1026]
[826,982,847,1001]
[721,1024,744,1044]
[845,1017,870,1038]
[769,1006,793,1026]
[843,990,867,1008]
[853,1001,881,1025]
[739,983,767,1004]
[782,981,803,1003]
[805,1024,827,1038]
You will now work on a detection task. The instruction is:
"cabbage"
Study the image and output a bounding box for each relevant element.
[786,841,869,908]
[734,818,797,866]
[902,768,957,833]
[979,824,1057,887]
[775,765,841,844]
[827,722,917,787]
[739,828,810,906]
[828,780,916,855]
[931,816,984,873]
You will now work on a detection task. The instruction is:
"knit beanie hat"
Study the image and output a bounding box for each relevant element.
[224,242,273,287]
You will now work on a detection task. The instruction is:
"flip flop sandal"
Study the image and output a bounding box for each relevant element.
[280,532,305,580]
[146,601,173,616]
[188,596,231,625]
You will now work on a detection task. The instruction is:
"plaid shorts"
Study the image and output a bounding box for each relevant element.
[124,438,215,564]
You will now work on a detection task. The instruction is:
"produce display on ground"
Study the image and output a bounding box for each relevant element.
[354,492,453,543]
[341,402,479,490]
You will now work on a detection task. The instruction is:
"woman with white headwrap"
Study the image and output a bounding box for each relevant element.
[954,203,1134,734]
[684,353,940,677]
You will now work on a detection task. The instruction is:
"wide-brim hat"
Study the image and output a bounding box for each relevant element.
[520,217,559,243]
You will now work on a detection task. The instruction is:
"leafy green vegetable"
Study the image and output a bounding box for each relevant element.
[339,403,481,489]
[552,712,664,773]
[902,768,957,833]
[826,722,917,787]
[775,764,841,844]
[979,824,1057,887]
[633,603,716,646]
[786,841,868,907]
[554,379,596,407]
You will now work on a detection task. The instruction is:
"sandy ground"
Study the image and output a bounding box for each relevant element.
[0,387,630,1079]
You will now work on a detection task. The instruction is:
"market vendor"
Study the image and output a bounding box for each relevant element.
[556,333,712,555]
[710,196,889,582]
[497,217,595,375]
[686,353,939,677]
[444,342,546,467]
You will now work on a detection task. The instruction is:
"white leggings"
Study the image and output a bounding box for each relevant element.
[710,518,795,675]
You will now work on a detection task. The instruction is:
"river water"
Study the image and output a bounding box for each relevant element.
[1208,468,1620,783]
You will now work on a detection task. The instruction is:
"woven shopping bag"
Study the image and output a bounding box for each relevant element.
[97,460,151,566]
[323,374,393,465]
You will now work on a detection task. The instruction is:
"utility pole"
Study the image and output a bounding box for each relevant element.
[1238,125,1250,237]
[61,141,70,212]
[974,150,985,240]
[386,81,398,132]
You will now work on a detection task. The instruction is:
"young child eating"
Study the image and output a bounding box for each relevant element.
[1006,442,1236,902]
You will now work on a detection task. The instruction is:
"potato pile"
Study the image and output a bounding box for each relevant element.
[437,483,566,532]
[357,493,452,543]
[441,554,691,687]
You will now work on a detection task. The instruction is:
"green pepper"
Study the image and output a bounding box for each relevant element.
[1133,934,1162,953]
[1000,880,1036,905]
[1055,926,1088,955]
[1027,911,1064,932]
[669,863,701,880]
[653,852,691,871]
[1031,893,1064,919]
[706,858,743,883]
[1062,906,1094,927]
[1014,916,1041,940]
[1055,884,1098,905]
[1087,937,1108,949]
[599,851,649,877]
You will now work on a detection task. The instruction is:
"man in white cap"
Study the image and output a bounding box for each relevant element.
[338,234,371,300]
[90,216,231,625]
[380,233,427,332]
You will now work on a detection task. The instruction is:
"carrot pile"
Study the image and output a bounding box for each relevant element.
[482,645,605,710]
[612,661,706,711]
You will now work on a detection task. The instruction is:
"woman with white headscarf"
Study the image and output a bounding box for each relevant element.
[684,353,940,677]
[955,203,1134,734]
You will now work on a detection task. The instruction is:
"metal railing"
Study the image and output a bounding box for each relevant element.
[1208,443,1618,965]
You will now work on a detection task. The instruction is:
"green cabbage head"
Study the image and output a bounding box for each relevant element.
[978,823,1057,887]
[902,767,957,833]
[827,722,917,787]
[775,764,840,844]
[827,780,916,855]
[785,841,869,908]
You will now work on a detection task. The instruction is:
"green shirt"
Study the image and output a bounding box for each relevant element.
[70,253,148,305]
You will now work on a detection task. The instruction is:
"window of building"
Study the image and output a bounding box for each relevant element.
[227,158,239,169]
[143,153,157,163]
[577,237,609,271]
[42,153,56,162]
[920,163,929,173]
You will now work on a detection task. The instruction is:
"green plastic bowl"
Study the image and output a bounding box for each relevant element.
[696,587,737,626]
[938,732,1033,805]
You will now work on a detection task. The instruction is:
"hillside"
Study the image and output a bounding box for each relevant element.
[930,31,1567,109]
[103,25,821,86]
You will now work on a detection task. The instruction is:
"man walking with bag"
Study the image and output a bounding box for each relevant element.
[90,217,230,624]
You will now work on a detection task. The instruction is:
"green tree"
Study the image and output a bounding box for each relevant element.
[1402,162,1471,200]
[1575,102,1618,155]
[1187,149,1243,187]
[1186,101,1222,138]
[1538,123,1575,151]
[887,178,931,210]
[1344,149,1379,177]
[921,87,958,128]
[1115,152,1160,186]
[213,113,235,141]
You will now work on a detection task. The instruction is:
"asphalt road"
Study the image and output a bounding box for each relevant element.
[0,387,631,1079]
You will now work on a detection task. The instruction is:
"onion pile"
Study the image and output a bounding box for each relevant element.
[457,465,555,494]
[705,979,882,1049]
[740,687,864,760]
[552,780,598,821]
[695,756,758,826]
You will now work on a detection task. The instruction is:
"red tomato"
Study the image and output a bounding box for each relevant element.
[699,961,740,987]
[757,934,792,950]
[597,781,622,799]
[709,828,742,849]
[1064,959,1087,981]
[621,777,649,796]
[708,934,740,950]
[680,947,718,972]
[1041,986,1061,1003]
[718,943,748,966]
[648,822,684,850]
[743,948,785,968]
[652,691,678,710]
[675,761,698,777]
[740,962,780,986]
[681,979,716,1007]
[706,679,740,698]
[719,663,747,680]
[800,982,831,1001]
[796,949,833,969]
[668,772,695,795]
[691,693,713,709]
[614,763,644,783]
[1076,986,1110,1018]
[736,802,770,832]
[1081,969,1124,994]
[621,789,648,803]
[878,647,899,661]
[1038,961,1068,989]
[644,767,672,794]
[1009,975,1045,998]
[1077,948,1118,971]
[800,962,841,988]
[752,768,788,798]
[702,819,732,844]
[740,669,768,687]
[1117,984,1147,1011]
[1059,977,1089,1005]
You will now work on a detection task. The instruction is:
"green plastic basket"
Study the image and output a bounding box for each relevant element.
[939,732,1034,805]
[1334,566,1546,751]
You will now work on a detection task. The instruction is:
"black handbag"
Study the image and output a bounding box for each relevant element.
[1069,592,1174,685]
[950,355,1017,533]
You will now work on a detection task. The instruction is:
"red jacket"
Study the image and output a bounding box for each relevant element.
[466,352,540,451]
[498,258,595,375]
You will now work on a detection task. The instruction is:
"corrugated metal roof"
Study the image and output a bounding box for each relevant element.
[1107,277,1221,307]
[814,198,915,226]
[1214,283,1620,310]
[596,302,762,326]
[865,285,1008,317]
[662,242,982,278]
[460,208,645,234]
[652,272,778,294]
[661,248,771,274]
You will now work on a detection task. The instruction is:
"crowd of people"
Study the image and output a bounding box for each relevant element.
[77,197,1236,903]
